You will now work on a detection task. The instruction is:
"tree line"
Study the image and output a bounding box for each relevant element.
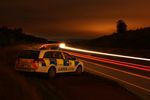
[0,26,48,46]
[94,25,150,48]
[77,20,150,49]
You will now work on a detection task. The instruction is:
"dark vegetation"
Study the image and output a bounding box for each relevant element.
[1,20,150,49]
[91,27,150,49]
[68,20,150,58]
[0,26,50,47]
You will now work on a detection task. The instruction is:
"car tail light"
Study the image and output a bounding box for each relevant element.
[32,60,38,69]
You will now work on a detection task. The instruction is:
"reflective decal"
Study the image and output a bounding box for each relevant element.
[69,60,75,66]
[60,67,67,71]
[50,59,56,65]
[56,59,64,66]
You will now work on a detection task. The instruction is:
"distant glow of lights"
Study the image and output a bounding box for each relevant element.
[59,43,66,48]
[60,44,150,61]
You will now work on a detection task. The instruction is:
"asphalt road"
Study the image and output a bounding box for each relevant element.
[0,44,141,100]
[68,52,150,100]
[21,72,141,100]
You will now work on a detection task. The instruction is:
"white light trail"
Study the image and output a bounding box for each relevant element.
[59,43,66,48]
[59,43,150,61]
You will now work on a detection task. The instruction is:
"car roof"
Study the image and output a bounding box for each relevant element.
[40,49,63,52]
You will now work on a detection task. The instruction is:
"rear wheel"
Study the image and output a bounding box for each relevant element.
[48,67,56,78]
[76,66,82,75]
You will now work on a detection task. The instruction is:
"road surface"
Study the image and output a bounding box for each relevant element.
[0,44,143,100]
[68,52,150,100]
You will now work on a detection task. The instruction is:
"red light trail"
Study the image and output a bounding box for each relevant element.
[59,43,150,72]
[68,52,150,72]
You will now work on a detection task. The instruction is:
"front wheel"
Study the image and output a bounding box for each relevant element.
[48,67,56,78]
[75,66,82,75]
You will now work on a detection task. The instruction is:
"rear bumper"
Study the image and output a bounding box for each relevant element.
[15,68,35,72]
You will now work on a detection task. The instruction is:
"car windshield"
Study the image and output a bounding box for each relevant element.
[17,50,40,59]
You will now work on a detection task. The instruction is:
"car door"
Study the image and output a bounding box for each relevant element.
[63,52,76,72]
[36,51,51,73]
[54,52,65,72]
[43,51,64,73]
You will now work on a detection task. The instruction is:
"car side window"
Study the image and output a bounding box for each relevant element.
[64,53,73,59]
[55,52,63,59]
[44,52,53,58]
[44,51,63,59]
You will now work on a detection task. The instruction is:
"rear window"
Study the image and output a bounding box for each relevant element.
[17,50,40,59]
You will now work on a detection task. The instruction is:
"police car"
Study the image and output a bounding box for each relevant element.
[15,49,84,78]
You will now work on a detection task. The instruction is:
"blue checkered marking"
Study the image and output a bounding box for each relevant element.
[50,58,56,65]
[64,59,69,66]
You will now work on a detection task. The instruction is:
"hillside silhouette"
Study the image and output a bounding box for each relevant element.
[0,26,48,46]
[73,27,150,49]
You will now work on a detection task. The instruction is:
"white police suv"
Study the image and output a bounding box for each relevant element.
[15,50,84,78]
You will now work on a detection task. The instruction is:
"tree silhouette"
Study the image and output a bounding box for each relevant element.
[117,20,127,33]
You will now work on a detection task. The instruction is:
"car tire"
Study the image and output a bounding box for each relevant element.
[48,67,56,78]
[76,66,82,75]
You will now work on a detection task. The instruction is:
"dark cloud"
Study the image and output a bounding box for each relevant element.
[0,0,150,40]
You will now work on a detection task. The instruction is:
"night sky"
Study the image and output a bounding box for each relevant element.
[0,0,150,40]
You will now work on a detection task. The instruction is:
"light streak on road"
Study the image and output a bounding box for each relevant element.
[68,52,150,72]
[82,59,150,100]
[84,60,150,93]
[59,43,150,100]
[81,59,150,80]
[59,43,150,61]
